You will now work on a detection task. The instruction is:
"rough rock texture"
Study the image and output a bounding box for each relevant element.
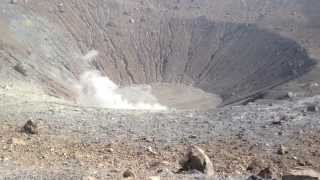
[283,168,320,180]
[1,0,320,179]
[0,0,319,106]
[1,85,320,179]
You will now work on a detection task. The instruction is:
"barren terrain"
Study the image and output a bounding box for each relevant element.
[1,0,320,179]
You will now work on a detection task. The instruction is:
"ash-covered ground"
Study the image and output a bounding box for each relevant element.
[1,0,320,179]
[1,83,320,179]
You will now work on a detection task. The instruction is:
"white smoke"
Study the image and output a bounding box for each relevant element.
[74,50,167,110]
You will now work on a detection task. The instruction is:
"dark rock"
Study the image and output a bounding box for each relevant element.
[306,104,319,112]
[141,136,153,143]
[271,120,282,126]
[13,63,27,76]
[123,169,135,178]
[247,159,264,172]
[178,146,214,176]
[257,167,273,179]
[22,120,38,134]
[188,135,197,139]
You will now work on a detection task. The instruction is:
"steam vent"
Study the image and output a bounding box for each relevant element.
[0,0,318,110]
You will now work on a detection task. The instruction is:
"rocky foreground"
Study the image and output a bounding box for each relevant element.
[0,84,320,179]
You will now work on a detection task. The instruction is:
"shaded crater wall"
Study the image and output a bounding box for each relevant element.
[59,16,316,104]
[133,17,315,105]
[0,1,316,105]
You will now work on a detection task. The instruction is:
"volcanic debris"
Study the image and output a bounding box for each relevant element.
[13,63,27,76]
[178,145,214,176]
[123,169,135,178]
[22,120,38,135]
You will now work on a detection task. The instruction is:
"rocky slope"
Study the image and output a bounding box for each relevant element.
[0,0,319,105]
[1,0,320,179]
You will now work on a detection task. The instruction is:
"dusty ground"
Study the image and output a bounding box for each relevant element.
[1,0,320,179]
[1,84,320,179]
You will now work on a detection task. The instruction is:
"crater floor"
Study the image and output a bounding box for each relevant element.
[150,83,222,110]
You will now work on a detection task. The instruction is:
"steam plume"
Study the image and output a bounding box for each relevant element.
[74,50,167,110]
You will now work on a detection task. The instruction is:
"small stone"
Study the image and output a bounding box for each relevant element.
[297,161,306,166]
[146,146,157,155]
[13,63,27,76]
[277,145,289,155]
[110,169,120,173]
[106,148,114,153]
[283,168,320,180]
[306,104,319,112]
[22,120,38,135]
[179,146,214,176]
[123,169,135,178]
[141,137,153,143]
[257,167,273,179]
[247,159,264,172]
[287,92,296,98]
[188,135,197,139]
[271,120,282,126]
[129,18,135,23]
